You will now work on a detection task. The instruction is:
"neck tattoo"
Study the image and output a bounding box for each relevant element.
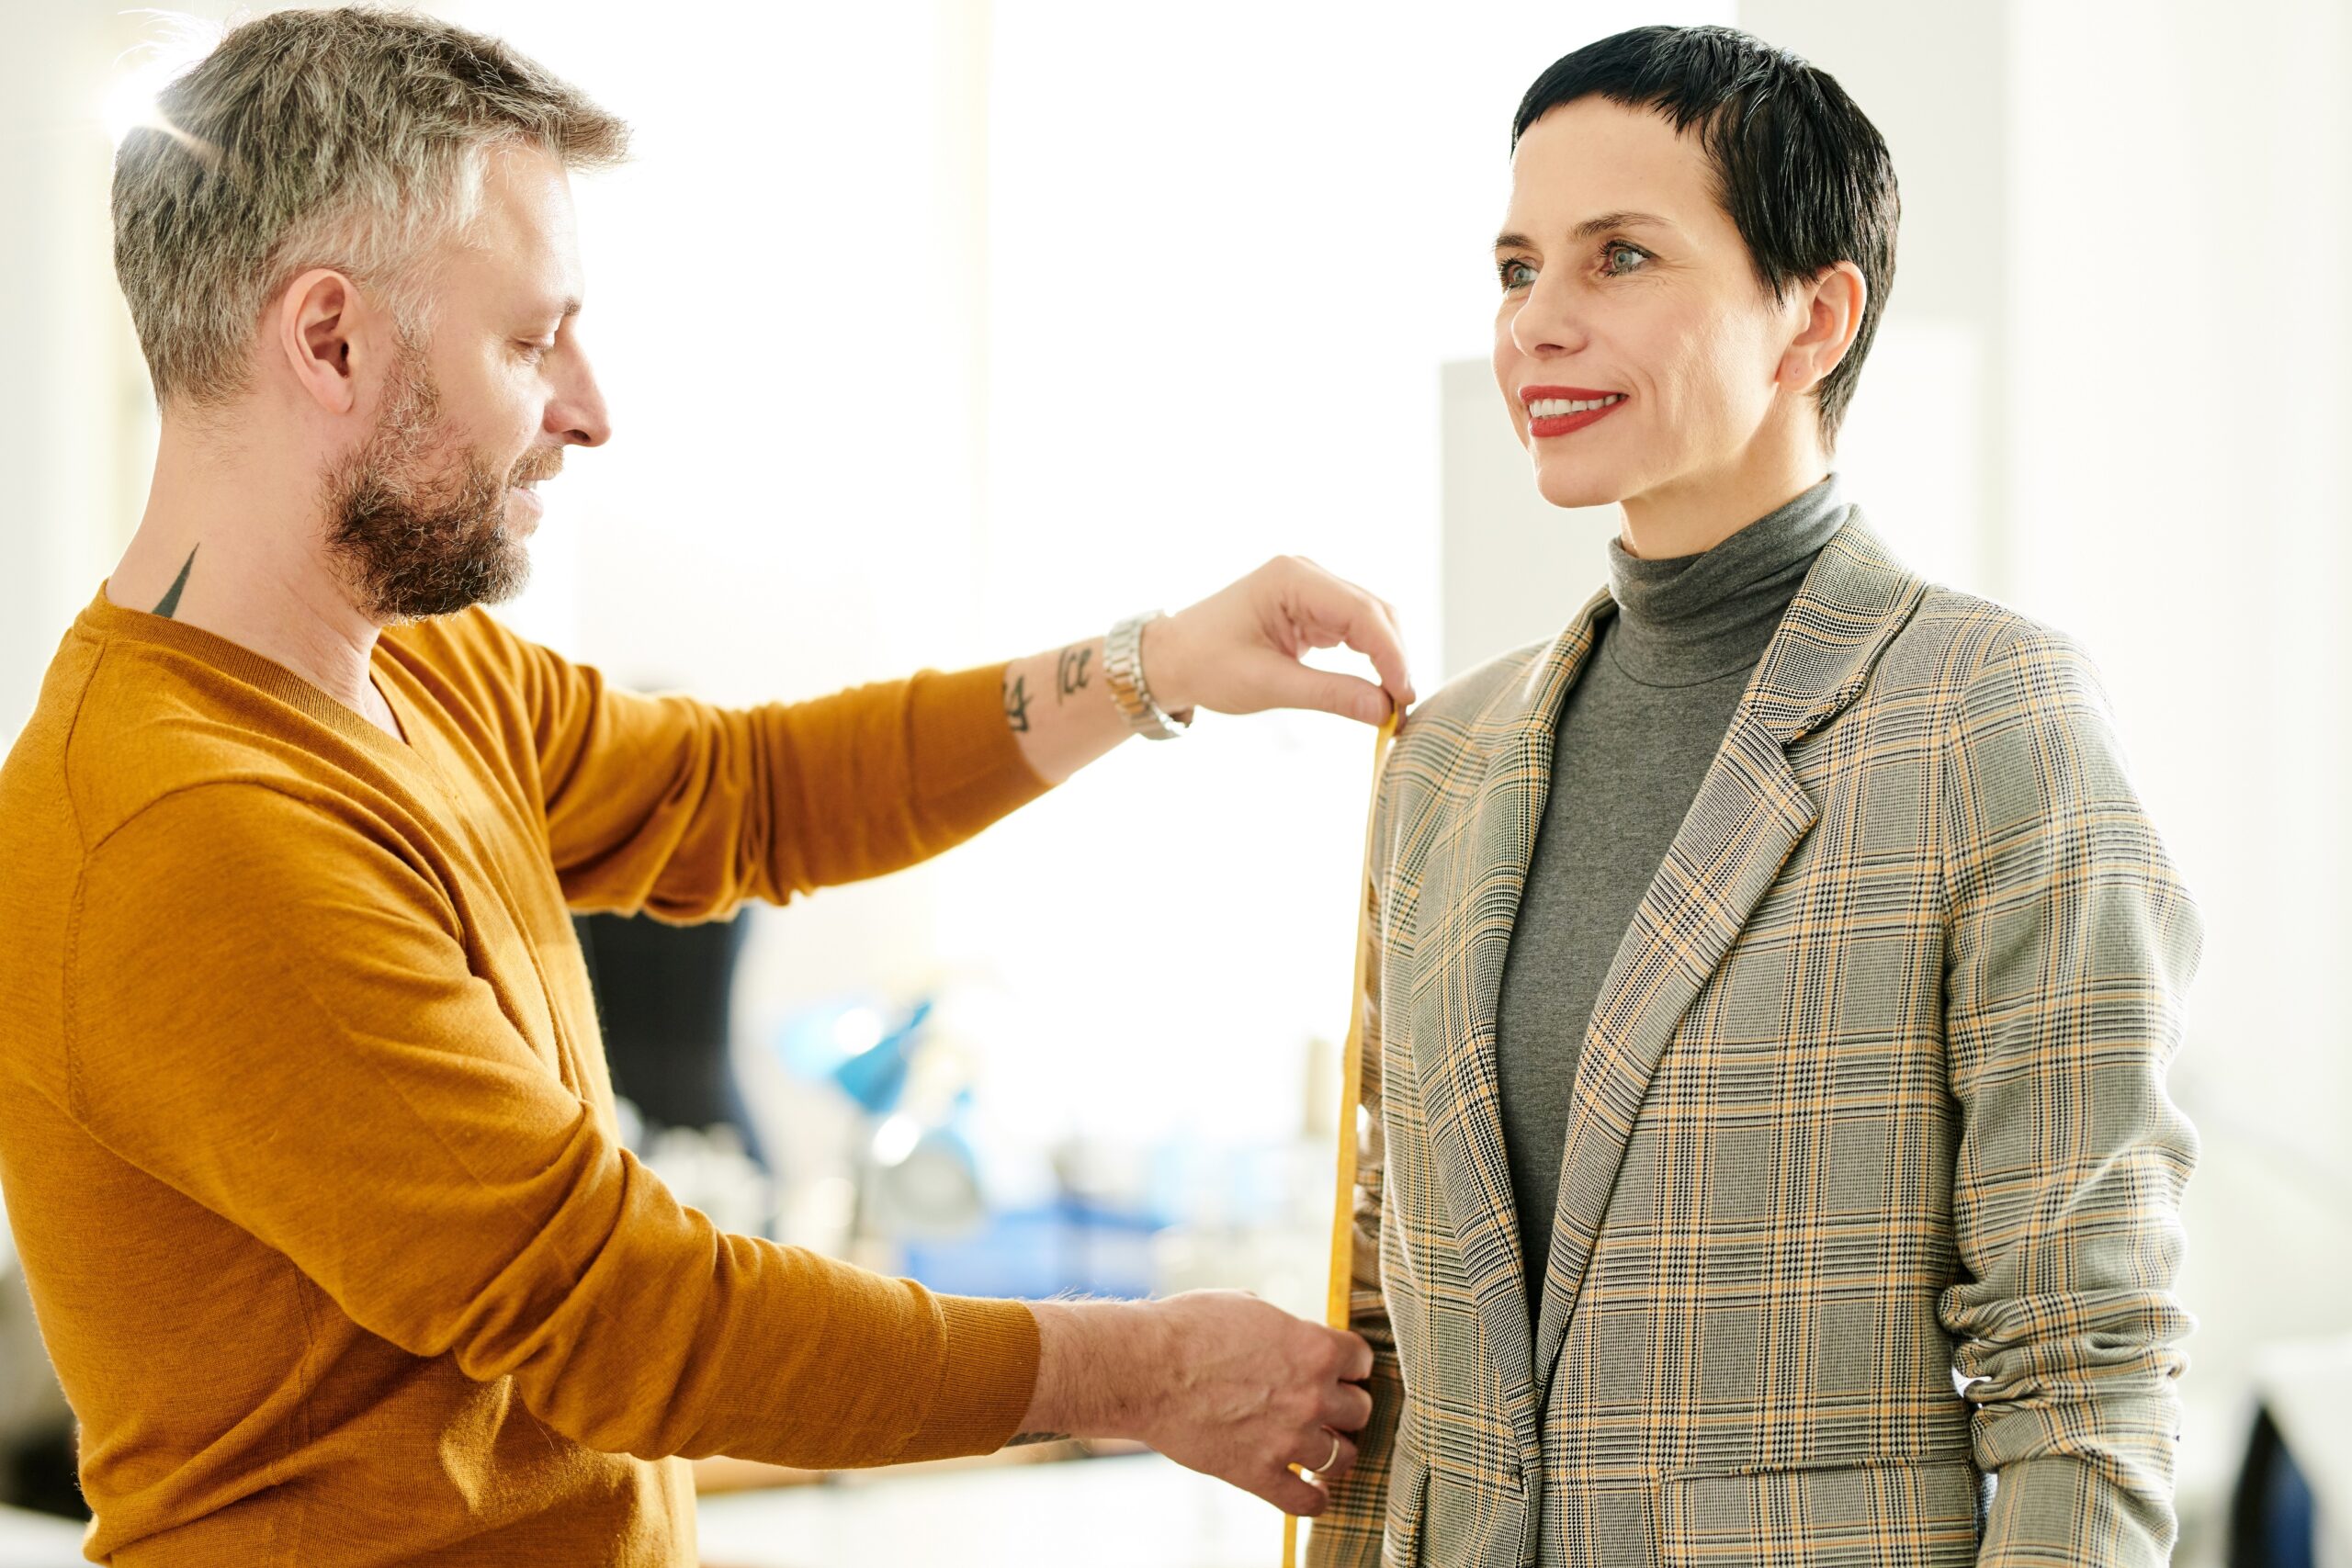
[153,545,199,619]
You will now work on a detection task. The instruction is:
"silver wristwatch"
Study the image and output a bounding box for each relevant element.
[1102,612,1193,740]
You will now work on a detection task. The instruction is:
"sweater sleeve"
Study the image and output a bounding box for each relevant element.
[1934,632,2203,1568]
[447,611,1050,920]
[64,781,1039,1468]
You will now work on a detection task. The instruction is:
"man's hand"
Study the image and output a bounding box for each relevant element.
[1019,1292,1374,1516]
[1146,557,1416,727]
[1001,557,1414,784]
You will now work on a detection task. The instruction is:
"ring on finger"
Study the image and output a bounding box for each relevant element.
[1313,1430,1341,1475]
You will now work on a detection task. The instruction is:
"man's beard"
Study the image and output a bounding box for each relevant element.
[322,349,553,624]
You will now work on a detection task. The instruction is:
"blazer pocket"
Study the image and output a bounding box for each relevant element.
[1653,1457,1981,1568]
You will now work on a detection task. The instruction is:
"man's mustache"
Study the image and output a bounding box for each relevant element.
[512,449,565,486]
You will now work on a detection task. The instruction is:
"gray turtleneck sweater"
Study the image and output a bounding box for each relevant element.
[1495,475,1849,1316]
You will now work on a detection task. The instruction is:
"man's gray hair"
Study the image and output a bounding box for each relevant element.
[112,6,630,411]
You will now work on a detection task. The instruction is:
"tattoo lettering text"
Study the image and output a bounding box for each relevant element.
[1004,671,1034,733]
[1056,644,1093,704]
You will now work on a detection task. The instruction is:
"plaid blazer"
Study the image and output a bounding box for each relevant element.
[1308,517,2201,1568]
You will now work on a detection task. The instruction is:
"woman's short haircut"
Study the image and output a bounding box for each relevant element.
[111,6,630,412]
[1514,25,1899,448]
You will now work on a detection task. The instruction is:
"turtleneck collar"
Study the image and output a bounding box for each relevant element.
[1602,474,1849,687]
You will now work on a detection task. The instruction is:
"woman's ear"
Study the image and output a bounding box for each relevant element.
[1779,260,1867,394]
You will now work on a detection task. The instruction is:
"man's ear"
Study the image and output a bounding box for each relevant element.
[1778,261,1868,395]
[274,267,370,417]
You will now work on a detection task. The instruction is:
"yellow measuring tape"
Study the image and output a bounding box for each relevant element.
[1281,713,1396,1568]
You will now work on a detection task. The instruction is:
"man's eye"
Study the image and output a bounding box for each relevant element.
[1603,243,1649,276]
[517,341,553,363]
[1498,258,1536,291]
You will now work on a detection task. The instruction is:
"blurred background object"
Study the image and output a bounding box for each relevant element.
[576,907,765,1163]
[0,1193,81,1547]
[3,2,2346,1563]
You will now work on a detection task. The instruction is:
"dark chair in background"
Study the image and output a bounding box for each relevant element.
[572,910,765,1169]
[2232,1405,2319,1568]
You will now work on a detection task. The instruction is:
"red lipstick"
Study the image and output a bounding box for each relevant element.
[1521,385,1628,438]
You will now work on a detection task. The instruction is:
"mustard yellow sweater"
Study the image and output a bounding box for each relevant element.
[0,588,1052,1565]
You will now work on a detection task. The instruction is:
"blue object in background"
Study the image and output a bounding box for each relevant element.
[773,997,879,1082]
[825,999,933,1115]
[901,1197,1164,1301]
[2231,1405,2317,1568]
[863,1090,988,1240]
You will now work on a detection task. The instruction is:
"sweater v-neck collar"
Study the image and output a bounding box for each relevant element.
[81,583,424,765]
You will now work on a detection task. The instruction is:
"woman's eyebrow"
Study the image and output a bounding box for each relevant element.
[1494,210,1677,253]
[1571,209,1674,241]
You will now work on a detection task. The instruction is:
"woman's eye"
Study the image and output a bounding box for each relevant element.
[1498,258,1536,291]
[1603,243,1649,276]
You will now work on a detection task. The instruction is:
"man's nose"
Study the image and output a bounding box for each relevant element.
[548,354,612,448]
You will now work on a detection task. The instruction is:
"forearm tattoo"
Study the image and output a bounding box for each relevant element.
[1056,644,1093,704]
[1003,671,1034,733]
[153,545,198,619]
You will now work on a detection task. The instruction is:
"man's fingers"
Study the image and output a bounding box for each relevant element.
[1320,1379,1374,1433]
[1299,1429,1360,1483]
[1300,599,1413,711]
[1260,661,1394,727]
[1282,563,1415,710]
[1170,556,1414,720]
[1341,599,1416,710]
[1261,1466,1329,1517]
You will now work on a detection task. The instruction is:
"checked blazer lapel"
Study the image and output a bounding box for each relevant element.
[1406,583,1615,1465]
[1529,515,1929,1396]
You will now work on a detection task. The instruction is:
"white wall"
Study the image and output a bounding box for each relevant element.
[0,6,158,739]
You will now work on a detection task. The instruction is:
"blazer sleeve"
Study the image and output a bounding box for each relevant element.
[1308,774,1408,1567]
[1934,630,2203,1568]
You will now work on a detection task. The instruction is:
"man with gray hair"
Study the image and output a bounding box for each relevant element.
[0,7,1406,1562]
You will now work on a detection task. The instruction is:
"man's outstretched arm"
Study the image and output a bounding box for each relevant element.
[489,555,1411,919]
[64,781,1374,1495]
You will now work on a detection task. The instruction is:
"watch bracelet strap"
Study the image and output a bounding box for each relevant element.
[1104,611,1192,739]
